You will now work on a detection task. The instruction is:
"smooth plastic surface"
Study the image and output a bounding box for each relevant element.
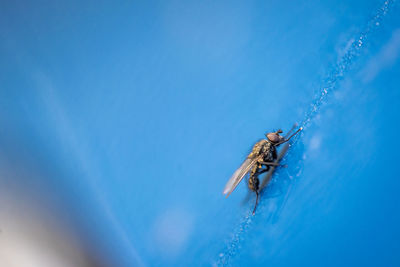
[1,1,400,266]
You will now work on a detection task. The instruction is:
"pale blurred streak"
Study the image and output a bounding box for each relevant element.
[361,28,400,83]
[0,194,90,267]
[0,160,111,267]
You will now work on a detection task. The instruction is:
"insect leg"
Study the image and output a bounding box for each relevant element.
[259,161,280,166]
[256,167,270,175]
[283,124,298,138]
[252,191,259,215]
[276,127,303,145]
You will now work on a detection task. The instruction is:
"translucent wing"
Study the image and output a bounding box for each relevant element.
[223,156,260,197]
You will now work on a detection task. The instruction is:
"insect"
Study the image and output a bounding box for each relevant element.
[223,127,302,215]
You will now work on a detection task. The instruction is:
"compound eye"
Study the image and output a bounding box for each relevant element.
[266,133,280,143]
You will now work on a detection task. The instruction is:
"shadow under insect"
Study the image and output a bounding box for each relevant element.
[243,136,305,222]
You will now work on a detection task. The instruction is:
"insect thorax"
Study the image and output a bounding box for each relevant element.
[248,139,275,161]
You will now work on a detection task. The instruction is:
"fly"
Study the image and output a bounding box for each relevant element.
[223,126,302,215]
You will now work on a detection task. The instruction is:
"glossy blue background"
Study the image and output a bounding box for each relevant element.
[1,0,399,266]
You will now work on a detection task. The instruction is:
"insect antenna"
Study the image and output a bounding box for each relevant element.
[252,191,259,215]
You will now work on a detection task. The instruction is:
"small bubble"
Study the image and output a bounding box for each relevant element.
[376,22,380,26]
[219,253,224,257]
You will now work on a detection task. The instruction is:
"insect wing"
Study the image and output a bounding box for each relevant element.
[223,157,258,197]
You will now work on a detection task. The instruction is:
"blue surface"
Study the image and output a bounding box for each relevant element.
[1,1,400,266]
